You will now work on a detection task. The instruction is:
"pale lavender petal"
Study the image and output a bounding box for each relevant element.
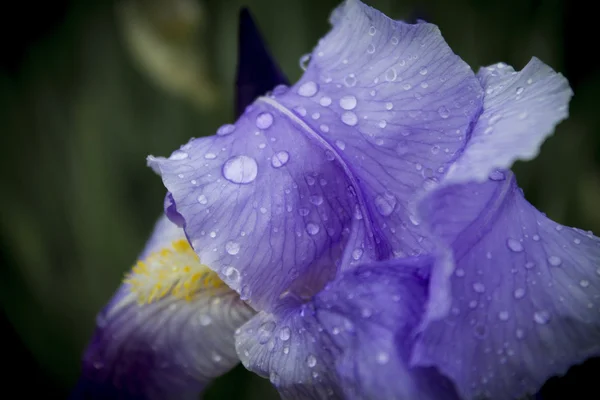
[236,260,459,400]
[412,174,600,399]
[77,216,254,399]
[276,0,483,261]
[445,58,572,185]
[150,0,483,311]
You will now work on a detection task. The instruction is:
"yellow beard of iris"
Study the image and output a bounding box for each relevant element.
[124,239,225,304]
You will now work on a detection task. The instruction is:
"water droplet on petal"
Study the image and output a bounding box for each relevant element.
[513,288,526,299]
[548,255,562,267]
[516,87,524,95]
[197,195,208,205]
[533,310,551,324]
[378,120,387,128]
[298,81,318,97]
[256,112,274,129]
[258,321,275,344]
[489,171,505,181]
[309,195,323,205]
[335,140,346,150]
[217,124,236,136]
[367,44,375,54]
[223,155,258,184]
[226,241,240,255]
[352,248,363,260]
[341,112,358,126]
[498,311,510,321]
[224,266,240,284]
[306,354,317,368]
[580,280,590,288]
[320,96,332,107]
[374,193,397,216]
[437,106,450,119]
[170,150,188,160]
[339,95,357,110]
[419,67,428,75]
[507,238,524,252]
[344,74,357,87]
[271,151,290,168]
[299,54,311,71]
[385,68,397,81]
[279,327,291,341]
[473,282,485,293]
[306,223,320,235]
[368,26,376,35]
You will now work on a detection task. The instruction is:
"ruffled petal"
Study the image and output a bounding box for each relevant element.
[236,260,459,400]
[445,58,573,185]
[150,0,483,310]
[276,0,483,258]
[412,175,600,399]
[75,216,254,399]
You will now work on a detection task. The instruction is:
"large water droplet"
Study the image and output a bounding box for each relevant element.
[256,112,274,129]
[341,112,358,126]
[217,124,236,136]
[226,241,240,255]
[223,156,258,184]
[298,81,318,97]
[374,193,397,216]
[271,151,290,168]
[339,95,357,110]
[507,238,524,252]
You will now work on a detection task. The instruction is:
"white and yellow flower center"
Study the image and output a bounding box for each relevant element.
[125,239,225,304]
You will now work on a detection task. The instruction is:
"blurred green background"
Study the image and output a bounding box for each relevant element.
[0,0,597,398]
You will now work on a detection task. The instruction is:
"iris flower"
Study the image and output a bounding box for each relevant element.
[76,1,600,399]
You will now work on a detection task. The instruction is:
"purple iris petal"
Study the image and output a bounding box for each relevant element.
[236,260,459,399]
[75,216,254,399]
[445,58,573,185]
[235,8,289,117]
[150,0,483,311]
[412,175,600,399]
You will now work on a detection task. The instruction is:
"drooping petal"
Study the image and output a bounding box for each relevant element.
[150,0,483,311]
[235,8,289,118]
[445,58,573,185]
[412,174,600,399]
[75,216,254,399]
[235,260,459,400]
